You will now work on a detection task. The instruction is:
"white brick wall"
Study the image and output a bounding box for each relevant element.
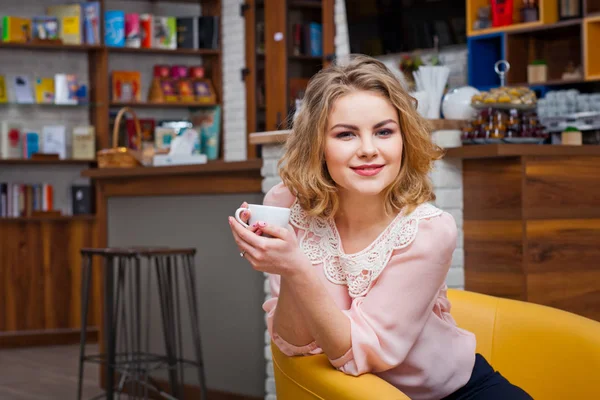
[222,0,248,161]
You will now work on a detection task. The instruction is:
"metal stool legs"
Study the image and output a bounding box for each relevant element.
[77,248,208,400]
[78,253,93,400]
[153,254,208,400]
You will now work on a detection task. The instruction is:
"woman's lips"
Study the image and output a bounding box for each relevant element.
[351,164,384,176]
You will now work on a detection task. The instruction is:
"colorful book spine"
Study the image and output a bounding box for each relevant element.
[81,2,101,45]
[104,10,125,47]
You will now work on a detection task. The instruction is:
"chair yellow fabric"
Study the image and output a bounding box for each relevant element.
[271,289,600,399]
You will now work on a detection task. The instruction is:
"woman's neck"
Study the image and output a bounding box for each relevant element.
[334,191,395,236]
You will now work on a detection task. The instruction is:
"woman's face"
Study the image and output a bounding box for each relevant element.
[324,90,403,198]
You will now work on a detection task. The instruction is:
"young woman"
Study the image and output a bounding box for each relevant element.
[228,55,532,400]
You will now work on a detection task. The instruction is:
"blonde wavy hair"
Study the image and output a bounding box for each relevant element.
[278,54,444,218]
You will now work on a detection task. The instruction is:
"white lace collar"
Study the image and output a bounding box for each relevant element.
[290,201,443,298]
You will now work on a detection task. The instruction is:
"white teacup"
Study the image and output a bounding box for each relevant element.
[234,204,291,231]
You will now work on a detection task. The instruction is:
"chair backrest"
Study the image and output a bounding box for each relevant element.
[448,289,600,400]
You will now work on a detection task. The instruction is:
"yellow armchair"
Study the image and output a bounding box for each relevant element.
[271,289,600,399]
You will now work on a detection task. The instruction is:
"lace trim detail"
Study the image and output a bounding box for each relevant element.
[290,202,443,298]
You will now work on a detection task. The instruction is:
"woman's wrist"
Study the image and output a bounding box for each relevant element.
[283,252,313,281]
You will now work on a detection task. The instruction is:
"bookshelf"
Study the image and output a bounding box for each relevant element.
[244,0,335,157]
[0,0,223,347]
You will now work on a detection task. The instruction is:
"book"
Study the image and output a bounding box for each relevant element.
[72,125,95,160]
[125,13,141,48]
[198,16,219,49]
[35,77,55,104]
[140,14,153,48]
[308,23,322,56]
[154,16,176,49]
[0,76,7,104]
[2,16,31,43]
[111,71,141,102]
[13,75,34,104]
[0,183,7,217]
[22,131,40,159]
[32,16,59,41]
[104,10,125,47]
[54,74,78,105]
[176,17,198,49]
[47,4,82,45]
[41,125,67,159]
[81,2,100,45]
[0,122,23,159]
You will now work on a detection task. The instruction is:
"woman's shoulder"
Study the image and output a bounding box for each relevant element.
[263,182,297,208]
[400,203,458,260]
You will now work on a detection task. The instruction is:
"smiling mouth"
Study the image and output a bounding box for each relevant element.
[351,165,384,176]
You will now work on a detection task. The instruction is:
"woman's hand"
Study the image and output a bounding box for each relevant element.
[228,210,309,277]
[235,202,264,236]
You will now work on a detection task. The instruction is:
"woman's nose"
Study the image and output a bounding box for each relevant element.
[357,136,377,158]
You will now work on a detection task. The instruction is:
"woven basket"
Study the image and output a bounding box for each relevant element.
[97,107,143,168]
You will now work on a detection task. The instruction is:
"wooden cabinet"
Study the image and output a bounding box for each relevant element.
[446,144,600,322]
[0,216,98,347]
[244,0,335,146]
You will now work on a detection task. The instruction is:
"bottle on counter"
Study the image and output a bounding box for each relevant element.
[506,108,521,138]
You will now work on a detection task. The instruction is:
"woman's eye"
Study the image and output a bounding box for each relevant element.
[377,129,393,137]
[335,131,354,139]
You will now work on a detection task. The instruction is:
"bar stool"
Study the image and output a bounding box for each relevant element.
[77,247,208,400]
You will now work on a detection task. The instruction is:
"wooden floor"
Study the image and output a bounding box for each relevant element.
[0,344,100,400]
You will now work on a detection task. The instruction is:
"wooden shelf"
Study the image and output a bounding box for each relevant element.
[444,144,600,159]
[506,18,582,34]
[0,42,103,51]
[467,0,558,37]
[509,78,595,87]
[0,102,99,108]
[82,159,262,179]
[469,21,545,37]
[0,215,95,222]
[0,42,220,56]
[585,17,600,79]
[110,101,219,109]
[506,21,581,85]
[108,47,220,56]
[0,158,95,165]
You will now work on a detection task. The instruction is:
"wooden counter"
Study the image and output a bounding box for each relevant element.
[444,143,600,158]
[81,159,262,197]
[445,144,600,321]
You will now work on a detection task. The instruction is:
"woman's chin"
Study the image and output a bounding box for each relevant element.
[345,182,389,197]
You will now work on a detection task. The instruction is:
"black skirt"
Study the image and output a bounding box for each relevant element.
[441,354,533,400]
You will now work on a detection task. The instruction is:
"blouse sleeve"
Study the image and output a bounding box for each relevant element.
[329,212,458,376]
[261,183,322,357]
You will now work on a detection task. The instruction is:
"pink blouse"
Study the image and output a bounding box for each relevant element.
[262,183,477,400]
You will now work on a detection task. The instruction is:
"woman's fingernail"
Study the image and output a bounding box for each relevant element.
[252,223,257,228]
[258,221,267,227]
[228,217,233,224]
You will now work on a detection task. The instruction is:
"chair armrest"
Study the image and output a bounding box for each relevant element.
[271,342,409,400]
